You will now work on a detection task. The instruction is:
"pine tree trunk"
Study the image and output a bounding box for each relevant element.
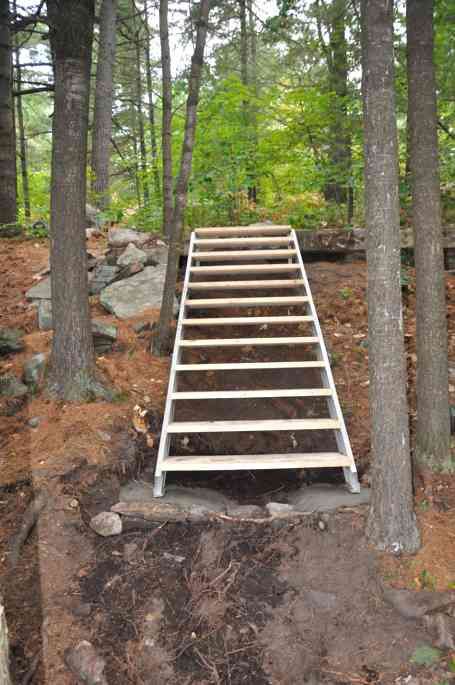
[0,596,12,685]
[46,0,100,402]
[13,18,31,222]
[160,0,173,237]
[91,0,118,210]
[361,0,420,553]
[0,0,17,225]
[247,0,258,203]
[153,0,210,355]
[144,0,161,201]
[407,0,452,472]
[133,7,149,209]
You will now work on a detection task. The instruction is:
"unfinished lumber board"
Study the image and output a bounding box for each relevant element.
[190,264,300,274]
[194,236,291,247]
[195,225,291,237]
[182,315,313,326]
[180,336,319,347]
[192,249,297,261]
[176,361,326,371]
[167,418,340,433]
[188,279,305,290]
[163,452,351,471]
[186,296,309,308]
[171,388,332,399]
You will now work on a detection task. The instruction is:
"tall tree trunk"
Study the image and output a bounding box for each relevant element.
[324,0,352,210]
[13,2,31,222]
[134,12,149,208]
[46,0,102,402]
[247,0,258,203]
[0,596,12,685]
[407,0,452,472]
[153,0,210,355]
[361,0,420,553]
[0,0,17,225]
[131,102,142,208]
[144,0,161,201]
[91,0,118,211]
[160,0,173,237]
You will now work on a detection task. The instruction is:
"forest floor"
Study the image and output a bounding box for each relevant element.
[1,234,455,684]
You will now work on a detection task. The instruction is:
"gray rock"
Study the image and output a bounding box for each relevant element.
[266,502,295,517]
[90,511,122,537]
[133,320,151,334]
[23,353,46,386]
[92,320,117,353]
[89,264,119,295]
[117,243,148,267]
[28,416,41,428]
[100,265,176,319]
[162,552,185,564]
[26,276,51,300]
[65,640,108,685]
[38,300,53,330]
[0,374,28,398]
[0,328,24,355]
[119,482,230,514]
[108,228,150,248]
[289,484,370,513]
[226,504,264,519]
[144,243,169,265]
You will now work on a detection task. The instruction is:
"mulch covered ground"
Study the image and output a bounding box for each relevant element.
[0,235,454,684]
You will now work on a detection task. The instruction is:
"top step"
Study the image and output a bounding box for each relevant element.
[195,225,292,237]
[194,237,291,248]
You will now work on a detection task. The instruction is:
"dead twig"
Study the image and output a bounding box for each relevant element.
[9,490,48,569]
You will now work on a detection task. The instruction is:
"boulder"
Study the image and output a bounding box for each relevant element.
[107,228,150,249]
[0,328,24,355]
[0,375,28,398]
[100,265,176,319]
[23,353,46,386]
[90,512,122,537]
[89,264,119,295]
[92,320,117,353]
[86,203,100,227]
[26,277,51,301]
[117,243,148,267]
[38,300,53,330]
[144,242,169,265]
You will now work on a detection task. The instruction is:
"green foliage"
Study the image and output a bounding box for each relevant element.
[339,287,353,301]
[418,569,436,590]
[410,645,442,666]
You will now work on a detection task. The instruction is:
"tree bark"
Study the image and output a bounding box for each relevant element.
[144,0,161,201]
[13,0,31,222]
[0,0,17,225]
[133,7,149,208]
[0,596,12,685]
[153,0,210,355]
[160,0,173,237]
[91,0,118,211]
[407,0,452,473]
[46,0,102,402]
[361,0,420,553]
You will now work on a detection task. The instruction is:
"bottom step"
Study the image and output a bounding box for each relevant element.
[162,452,352,471]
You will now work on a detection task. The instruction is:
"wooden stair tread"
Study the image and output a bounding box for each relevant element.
[162,452,352,471]
[182,315,313,326]
[176,361,326,371]
[179,336,320,347]
[171,388,332,399]
[194,237,291,247]
[188,279,305,290]
[192,249,297,261]
[195,225,291,237]
[190,264,300,274]
[167,418,340,433]
[186,296,309,308]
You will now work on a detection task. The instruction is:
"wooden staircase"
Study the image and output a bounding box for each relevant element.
[153,225,360,497]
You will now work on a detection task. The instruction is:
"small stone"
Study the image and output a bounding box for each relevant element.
[108,227,150,248]
[65,640,107,685]
[123,542,139,563]
[117,243,148,267]
[92,320,117,354]
[266,502,294,517]
[38,300,53,330]
[0,374,28,398]
[23,353,46,386]
[0,328,24,355]
[163,552,186,564]
[90,511,122,537]
[28,417,41,428]
[69,499,79,509]
[318,519,326,531]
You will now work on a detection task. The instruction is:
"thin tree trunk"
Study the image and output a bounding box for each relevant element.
[144,0,161,201]
[131,102,142,208]
[407,0,452,472]
[0,596,12,685]
[13,4,31,222]
[46,0,101,402]
[91,0,118,211]
[361,0,420,553]
[153,0,210,355]
[247,0,258,203]
[134,15,149,208]
[160,0,173,236]
[0,0,17,225]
